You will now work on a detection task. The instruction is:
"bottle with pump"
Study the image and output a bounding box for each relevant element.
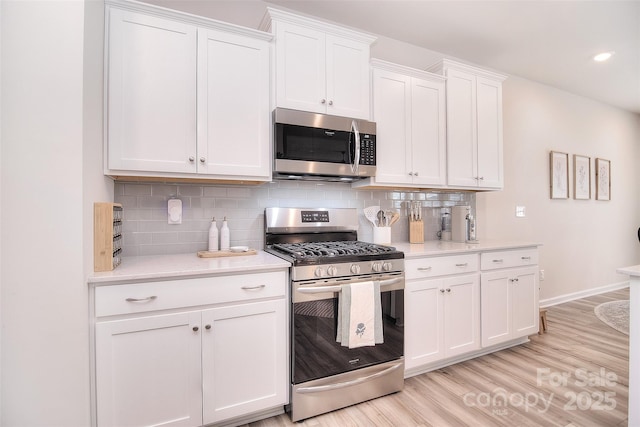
[208,217,219,252]
[220,217,230,251]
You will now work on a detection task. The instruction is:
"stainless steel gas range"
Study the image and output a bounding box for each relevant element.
[264,207,405,422]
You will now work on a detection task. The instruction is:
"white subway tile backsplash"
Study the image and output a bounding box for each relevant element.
[114,181,475,256]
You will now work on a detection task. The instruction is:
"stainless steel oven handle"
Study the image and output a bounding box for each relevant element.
[297,277,402,294]
[296,361,403,394]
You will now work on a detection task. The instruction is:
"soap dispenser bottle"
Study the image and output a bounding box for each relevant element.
[208,217,218,252]
[220,217,230,251]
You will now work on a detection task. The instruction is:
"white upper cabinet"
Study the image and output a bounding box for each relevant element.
[261,8,375,120]
[197,28,271,178]
[105,1,272,182]
[428,59,506,190]
[357,60,445,188]
[107,8,197,174]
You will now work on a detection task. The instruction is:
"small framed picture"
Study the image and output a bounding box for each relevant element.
[573,155,591,200]
[595,158,611,201]
[550,151,569,199]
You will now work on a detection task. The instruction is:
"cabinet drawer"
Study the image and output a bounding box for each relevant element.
[406,254,479,279]
[95,271,286,317]
[481,248,538,271]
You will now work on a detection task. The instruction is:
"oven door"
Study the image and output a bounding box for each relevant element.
[291,273,404,385]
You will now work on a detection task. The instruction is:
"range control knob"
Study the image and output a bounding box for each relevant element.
[383,262,393,272]
[314,267,324,278]
[350,264,361,274]
[372,262,383,272]
[326,266,338,277]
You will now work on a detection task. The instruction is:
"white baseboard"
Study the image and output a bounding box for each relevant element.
[539,281,630,308]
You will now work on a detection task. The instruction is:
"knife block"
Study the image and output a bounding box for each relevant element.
[409,219,424,243]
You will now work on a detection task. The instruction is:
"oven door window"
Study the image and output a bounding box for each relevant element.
[275,123,354,165]
[292,290,403,385]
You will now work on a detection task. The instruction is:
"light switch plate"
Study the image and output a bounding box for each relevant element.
[168,199,182,224]
[516,206,526,218]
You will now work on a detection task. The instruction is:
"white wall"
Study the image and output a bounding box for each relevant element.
[478,76,640,302]
[1,0,110,425]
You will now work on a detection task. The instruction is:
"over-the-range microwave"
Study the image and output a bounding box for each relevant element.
[272,108,376,182]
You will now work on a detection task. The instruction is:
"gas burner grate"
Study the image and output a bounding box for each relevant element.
[271,241,396,260]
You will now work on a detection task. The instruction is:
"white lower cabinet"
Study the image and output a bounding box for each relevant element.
[405,255,480,371]
[481,266,539,347]
[202,300,286,425]
[94,272,287,427]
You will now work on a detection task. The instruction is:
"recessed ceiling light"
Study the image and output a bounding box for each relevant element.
[593,51,615,62]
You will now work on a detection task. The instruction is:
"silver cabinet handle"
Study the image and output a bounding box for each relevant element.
[188,156,195,162]
[125,296,157,302]
[297,362,402,393]
[241,284,266,291]
[521,256,531,260]
[493,259,504,263]
[455,263,468,267]
[417,266,433,271]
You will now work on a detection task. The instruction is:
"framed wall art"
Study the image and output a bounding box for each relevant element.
[573,154,591,200]
[596,158,611,201]
[550,151,569,199]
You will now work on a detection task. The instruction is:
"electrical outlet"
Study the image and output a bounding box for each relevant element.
[516,206,526,217]
[168,198,182,225]
[539,269,545,281]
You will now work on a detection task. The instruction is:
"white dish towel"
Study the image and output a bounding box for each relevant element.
[336,280,384,348]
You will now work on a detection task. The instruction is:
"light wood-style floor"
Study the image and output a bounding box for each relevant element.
[248,288,629,427]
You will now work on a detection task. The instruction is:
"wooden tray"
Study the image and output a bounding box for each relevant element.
[197,249,257,258]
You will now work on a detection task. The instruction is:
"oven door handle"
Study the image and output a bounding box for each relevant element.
[296,361,403,394]
[297,277,402,294]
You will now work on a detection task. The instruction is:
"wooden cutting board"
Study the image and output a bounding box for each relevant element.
[197,249,257,258]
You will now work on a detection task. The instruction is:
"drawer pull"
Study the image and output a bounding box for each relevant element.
[492,259,504,263]
[521,256,531,260]
[455,263,468,267]
[418,267,433,271]
[241,284,266,291]
[125,296,157,303]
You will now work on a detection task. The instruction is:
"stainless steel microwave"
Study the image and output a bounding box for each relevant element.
[273,108,376,181]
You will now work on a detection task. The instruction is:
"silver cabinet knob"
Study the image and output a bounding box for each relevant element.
[192,326,199,332]
[200,157,206,163]
[189,156,195,162]
[408,172,414,176]
[328,100,333,105]
[440,289,445,293]
[321,99,326,104]
[205,324,211,330]
[414,172,419,176]
[446,288,451,293]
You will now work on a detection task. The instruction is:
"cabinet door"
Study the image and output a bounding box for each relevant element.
[445,68,478,187]
[95,312,202,427]
[371,69,411,184]
[476,76,504,189]
[107,9,197,174]
[197,29,270,179]
[404,278,444,369]
[411,77,447,186]
[511,267,539,338]
[275,23,326,114]
[202,299,287,425]
[443,273,480,357]
[480,269,512,347]
[325,35,371,120]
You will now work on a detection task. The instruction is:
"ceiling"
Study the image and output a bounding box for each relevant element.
[263,0,640,114]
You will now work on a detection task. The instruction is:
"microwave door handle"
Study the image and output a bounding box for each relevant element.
[351,120,360,174]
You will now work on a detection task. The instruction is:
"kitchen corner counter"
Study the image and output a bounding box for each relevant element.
[390,240,542,259]
[88,251,291,285]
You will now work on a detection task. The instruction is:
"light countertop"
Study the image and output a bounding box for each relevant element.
[89,250,291,285]
[390,240,542,259]
[617,265,640,277]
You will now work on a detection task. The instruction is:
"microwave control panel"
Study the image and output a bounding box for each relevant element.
[360,135,376,165]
